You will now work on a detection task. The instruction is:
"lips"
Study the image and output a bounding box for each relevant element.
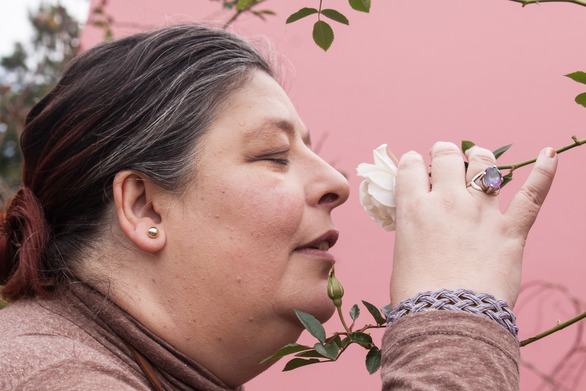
[297,230,339,253]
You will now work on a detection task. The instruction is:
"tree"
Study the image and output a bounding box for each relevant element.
[0,3,80,203]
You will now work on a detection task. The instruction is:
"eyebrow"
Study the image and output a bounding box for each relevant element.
[245,118,312,147]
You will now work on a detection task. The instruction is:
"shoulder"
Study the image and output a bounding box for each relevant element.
[0,359,149,390]
[0,297,97,358]
[0,299,148,390]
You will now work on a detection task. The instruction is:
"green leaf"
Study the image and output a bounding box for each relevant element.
[461,140,476,153]
[340,336,351,347]
[365,347,382,374]
[286,7,318,23]
[350,304,360,320]
[565,71,586,85]
[380,303,393,318]
[295,349,327,358]
[501,171,513,188]
[350,332,373,347]
[295,310,326,343]
[492,143,513,160]
[314,342,339,359]
[575,92,586,108]
[329,335,343,347]
[362,300,387,325]
[236,0,256,11]
[349,0,371,12]
[283,358,322,371]
[321,9,349,25]
[313,20,334,51]
[259,343,311,364]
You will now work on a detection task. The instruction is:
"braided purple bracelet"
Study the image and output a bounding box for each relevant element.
[386,289,518,338]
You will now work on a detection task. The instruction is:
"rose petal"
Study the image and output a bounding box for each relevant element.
[364,169,396,191]
[357,144,399,232]
[367,181,395,207]
[373,144,398,173]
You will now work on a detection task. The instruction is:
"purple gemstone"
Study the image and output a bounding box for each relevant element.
[484,167,503,188]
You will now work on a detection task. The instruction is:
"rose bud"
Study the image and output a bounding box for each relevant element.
[327,267,344,307]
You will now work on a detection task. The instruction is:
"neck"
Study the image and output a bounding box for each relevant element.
[79,249,305,387]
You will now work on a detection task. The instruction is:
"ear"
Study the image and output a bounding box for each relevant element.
[113,171,166,253]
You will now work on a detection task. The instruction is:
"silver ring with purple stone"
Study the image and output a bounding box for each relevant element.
[467,166,503,195]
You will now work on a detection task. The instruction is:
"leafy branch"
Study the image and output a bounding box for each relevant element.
[219,0,371,50]
[264,265,586,374]
[218,0,586,50]
[220,0,275,29]
[520,311,586,347]
[286,0,370,51]
[261,267,387,374]
[510,0,586,7]
[462,70,586,187]
[462,135,586,188]
[565,71,586,108]
[269,90,586,371]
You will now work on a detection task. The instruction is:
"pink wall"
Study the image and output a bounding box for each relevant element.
[83,1,586,389]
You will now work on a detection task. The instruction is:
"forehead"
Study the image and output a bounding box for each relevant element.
[225,71,311,145]
[241,118,311,147]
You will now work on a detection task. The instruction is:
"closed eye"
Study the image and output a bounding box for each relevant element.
[266,157,289,166]
[260,151,290,166]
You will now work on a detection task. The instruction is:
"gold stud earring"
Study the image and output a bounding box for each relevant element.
[147,227,159,239]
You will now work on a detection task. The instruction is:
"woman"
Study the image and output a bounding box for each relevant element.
[0,24,557,390]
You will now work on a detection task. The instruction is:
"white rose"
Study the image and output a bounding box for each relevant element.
[356,144,398,231]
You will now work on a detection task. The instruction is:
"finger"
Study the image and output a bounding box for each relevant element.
[465,146,500,200]
[464,146,498,183]
[396,151,430,203]
[504,147,558,237]
[429,141,466,192]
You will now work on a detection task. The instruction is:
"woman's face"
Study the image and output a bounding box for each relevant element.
[163,70,350,327]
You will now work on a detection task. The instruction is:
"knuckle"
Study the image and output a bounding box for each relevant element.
[467,147,496,166]
[470,153,496,167]
[519,184,544,210]
[430,141,460,158]
[534,163,555,183]
[398,151,424,171]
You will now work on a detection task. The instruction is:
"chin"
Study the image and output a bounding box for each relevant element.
[311,299,337,323]
[292,290,336,323]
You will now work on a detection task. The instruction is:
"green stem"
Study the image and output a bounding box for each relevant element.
[336,304,351,333]
[318,0,323,20]
[519,311,586,347]
[510,0,586,7]
[222,0,267,29]
[497,136,586,171]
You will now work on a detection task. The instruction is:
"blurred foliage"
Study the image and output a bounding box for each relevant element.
[89,0,114,40]
[0,3,80,203]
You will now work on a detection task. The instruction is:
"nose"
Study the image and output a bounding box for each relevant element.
[306,152,350,210]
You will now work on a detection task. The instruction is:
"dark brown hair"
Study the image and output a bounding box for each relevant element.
[0,24,272,301]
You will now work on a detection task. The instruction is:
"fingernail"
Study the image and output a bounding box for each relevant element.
[544,147,556,158]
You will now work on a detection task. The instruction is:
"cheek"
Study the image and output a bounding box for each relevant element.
[176,171,306,276]
[225,180,305,241]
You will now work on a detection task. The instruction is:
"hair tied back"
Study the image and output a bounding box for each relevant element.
[0,186,49,300]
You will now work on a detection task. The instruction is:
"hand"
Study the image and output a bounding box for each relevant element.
[390,141,558,308]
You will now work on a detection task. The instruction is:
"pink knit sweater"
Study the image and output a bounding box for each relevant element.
[0,283,519,390]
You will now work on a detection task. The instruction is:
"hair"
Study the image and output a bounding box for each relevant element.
[0,24,273,301]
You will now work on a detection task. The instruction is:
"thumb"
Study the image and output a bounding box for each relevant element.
[504,147,558,237]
